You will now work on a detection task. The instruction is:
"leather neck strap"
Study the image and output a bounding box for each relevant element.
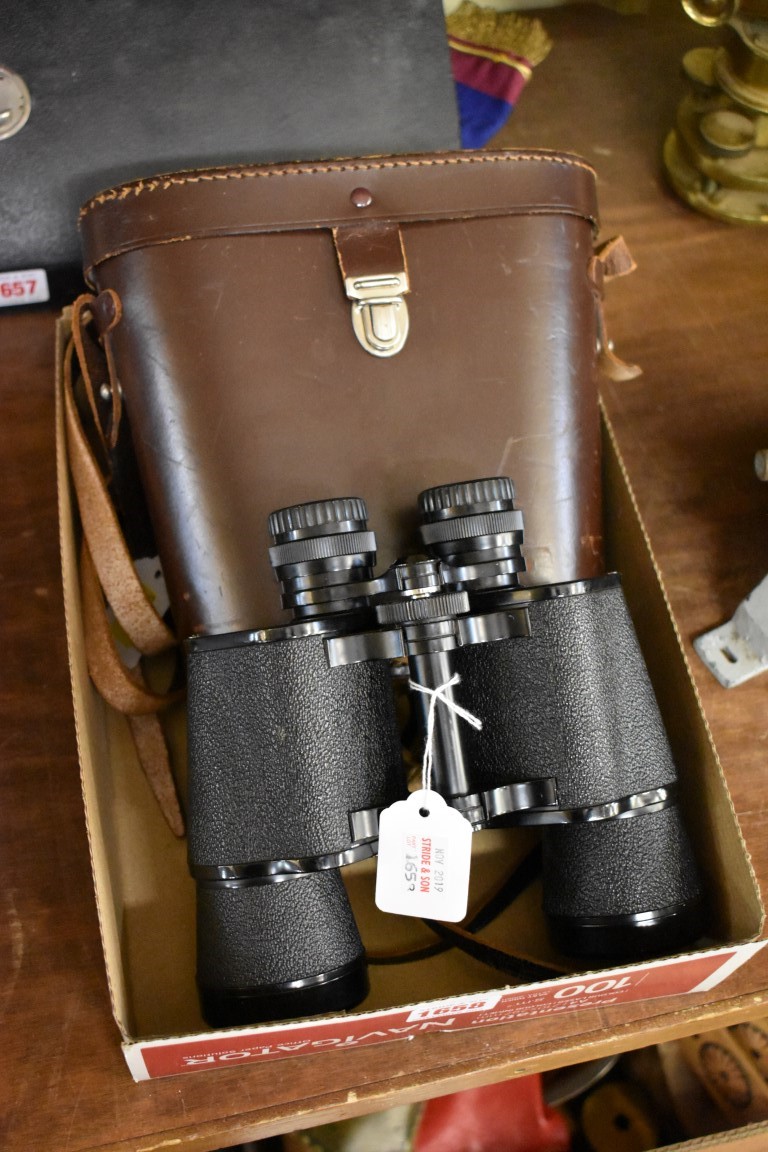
[64,294,185,837]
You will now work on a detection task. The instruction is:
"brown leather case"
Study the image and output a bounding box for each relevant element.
[79,149,606,638]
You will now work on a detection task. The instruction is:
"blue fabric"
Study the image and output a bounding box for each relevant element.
[454,82,514,149]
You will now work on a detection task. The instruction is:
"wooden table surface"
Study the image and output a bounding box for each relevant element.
[2,6,767,1150]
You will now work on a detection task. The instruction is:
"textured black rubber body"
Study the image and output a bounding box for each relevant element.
[454,579,702,955]
[454,581,678,805]
[187,632,405,867]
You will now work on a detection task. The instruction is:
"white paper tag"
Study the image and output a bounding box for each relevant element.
[375,789,473,922]
[0,268,50,307]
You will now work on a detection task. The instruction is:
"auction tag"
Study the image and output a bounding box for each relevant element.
[0,268,50,307]
[375,789,473,922]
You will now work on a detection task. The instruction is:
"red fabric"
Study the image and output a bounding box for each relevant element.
[415,1075,571,1152]
[449,41,530,104]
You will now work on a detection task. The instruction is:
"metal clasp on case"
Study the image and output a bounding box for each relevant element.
[345,273,410,357]
[0,66,31,140]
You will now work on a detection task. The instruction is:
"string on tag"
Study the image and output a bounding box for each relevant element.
[409,673,483,792]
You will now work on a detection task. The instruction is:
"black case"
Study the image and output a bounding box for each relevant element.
[1,0,459,298]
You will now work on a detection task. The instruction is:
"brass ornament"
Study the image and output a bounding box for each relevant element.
[664,1,768,223]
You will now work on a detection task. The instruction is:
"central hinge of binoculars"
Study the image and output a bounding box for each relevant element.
[332,223,410,357]
[323,609,531,669]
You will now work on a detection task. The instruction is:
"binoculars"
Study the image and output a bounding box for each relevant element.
[186,478,703,1028]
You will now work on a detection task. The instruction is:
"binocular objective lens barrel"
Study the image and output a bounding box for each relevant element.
[542,806,704,959]
[196,870,368,1027]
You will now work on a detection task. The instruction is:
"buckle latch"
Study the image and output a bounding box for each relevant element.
[345,272,410,358]
[333,222,410,358]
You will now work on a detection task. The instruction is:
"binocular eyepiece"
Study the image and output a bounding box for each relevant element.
[186,479,703,1029]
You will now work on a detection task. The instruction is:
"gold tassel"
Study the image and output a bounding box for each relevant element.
[446,1,552,67]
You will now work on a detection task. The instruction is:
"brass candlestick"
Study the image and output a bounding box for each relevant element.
[664,0,768,223]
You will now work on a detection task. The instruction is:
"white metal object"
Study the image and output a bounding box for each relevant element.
[694,573,768,686]
[0,66,31,140]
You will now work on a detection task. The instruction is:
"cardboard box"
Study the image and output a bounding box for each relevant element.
[56,312,765,1082]
[656,1125,768,1151]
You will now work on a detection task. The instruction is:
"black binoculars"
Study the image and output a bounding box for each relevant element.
[186,478,703,1028]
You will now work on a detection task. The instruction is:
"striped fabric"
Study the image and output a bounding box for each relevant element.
[446,3,551,148]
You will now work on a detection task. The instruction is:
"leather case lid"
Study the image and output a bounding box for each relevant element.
[80,150,599,280]
[1,0,460,276]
